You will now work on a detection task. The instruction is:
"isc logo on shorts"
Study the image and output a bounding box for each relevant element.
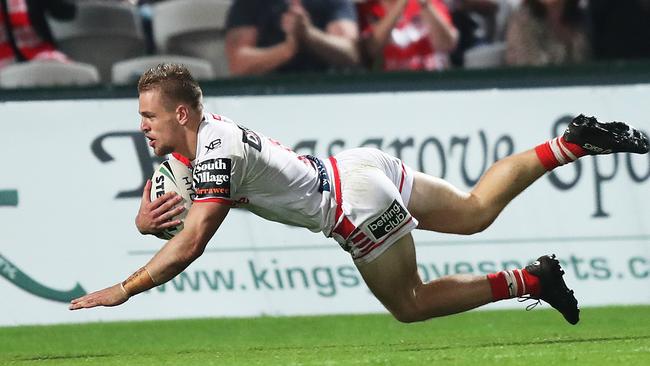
[367,200,408,240]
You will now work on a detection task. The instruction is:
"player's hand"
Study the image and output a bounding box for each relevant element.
[69,284,129,310]
[135,179,185,235]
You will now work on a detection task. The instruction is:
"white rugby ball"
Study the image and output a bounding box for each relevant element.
[150,158,195,239]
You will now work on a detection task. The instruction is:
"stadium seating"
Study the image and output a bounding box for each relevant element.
[47,1,146,83]
[112,55,215,85]
[0,61,100,89]
[494,0,518,42]
[463,42,507,69]
[151,0,231,77]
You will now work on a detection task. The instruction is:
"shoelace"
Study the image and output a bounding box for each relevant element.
[517,295,542,311]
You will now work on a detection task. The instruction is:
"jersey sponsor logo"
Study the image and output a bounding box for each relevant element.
[194,158,232,199]
[367,200,408,240]
[205,139,222,153]
[238,124,262,152]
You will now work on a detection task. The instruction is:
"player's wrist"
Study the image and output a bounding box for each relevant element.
[135,214,153,235]
[119,283,129,297]
[121,266,156,297]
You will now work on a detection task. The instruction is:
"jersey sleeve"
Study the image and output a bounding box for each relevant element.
[192,122,242,205]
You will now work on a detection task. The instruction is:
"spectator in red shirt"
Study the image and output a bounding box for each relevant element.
[0,0,75,69]
[357,0,458,71]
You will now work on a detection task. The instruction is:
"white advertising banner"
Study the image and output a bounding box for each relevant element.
[1,84,649,326]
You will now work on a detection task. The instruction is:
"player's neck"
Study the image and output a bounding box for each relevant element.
[176,116,200,161]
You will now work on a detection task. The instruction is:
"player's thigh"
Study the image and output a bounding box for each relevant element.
[355,233,422,316]
[407,171,481,234]
[338,164,417,263]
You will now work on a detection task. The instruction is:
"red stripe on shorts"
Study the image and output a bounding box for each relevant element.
[357,217,413,258]
[329,156,357,240]
[350,230,367,243]
[356,238,374,251]
[398,163,406,193]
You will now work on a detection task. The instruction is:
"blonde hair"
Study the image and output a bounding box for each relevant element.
[137,63,203,112]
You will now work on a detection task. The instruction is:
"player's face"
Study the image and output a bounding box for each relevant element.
[139,89,180,156]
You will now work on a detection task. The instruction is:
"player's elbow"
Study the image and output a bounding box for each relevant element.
[188,245,206,262]
[175,234,207,264]
[187,238,208,262]
[174,245,204,266]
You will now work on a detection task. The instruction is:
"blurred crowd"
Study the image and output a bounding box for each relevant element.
[1,0,649,87]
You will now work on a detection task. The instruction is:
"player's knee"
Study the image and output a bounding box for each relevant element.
[449,195,495,235]
[391,311,421,323]
[390,305,428,323]
[450,215,491,235]
[461,199,497,234]
[462,215,494,235]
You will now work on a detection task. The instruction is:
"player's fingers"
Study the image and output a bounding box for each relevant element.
[164,205,185,219]
[71,292,93,303]
[150,192,179,210]
[154,206,184,226]
[152,195,183,216]
[69,297,93,310]
[69,300,88,310]
[141,180,152,203]
[159,219,182,229]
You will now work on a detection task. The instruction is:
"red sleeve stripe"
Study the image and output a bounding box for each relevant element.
[194,198,234,205]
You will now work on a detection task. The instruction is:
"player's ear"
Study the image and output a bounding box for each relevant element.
[176,104,189,126]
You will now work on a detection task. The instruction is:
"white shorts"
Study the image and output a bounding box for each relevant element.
[326,148,418,264]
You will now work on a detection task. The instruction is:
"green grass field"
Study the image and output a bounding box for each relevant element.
[1,306,648,365]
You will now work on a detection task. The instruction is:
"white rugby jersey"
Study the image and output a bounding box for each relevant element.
[191,113,333,232]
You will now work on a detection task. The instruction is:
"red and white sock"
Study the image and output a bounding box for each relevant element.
[535,136,587,171]
[487,269,540,301]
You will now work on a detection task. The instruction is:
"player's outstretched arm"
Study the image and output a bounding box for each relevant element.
[135,179,186,236]
[70,202,230,310]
